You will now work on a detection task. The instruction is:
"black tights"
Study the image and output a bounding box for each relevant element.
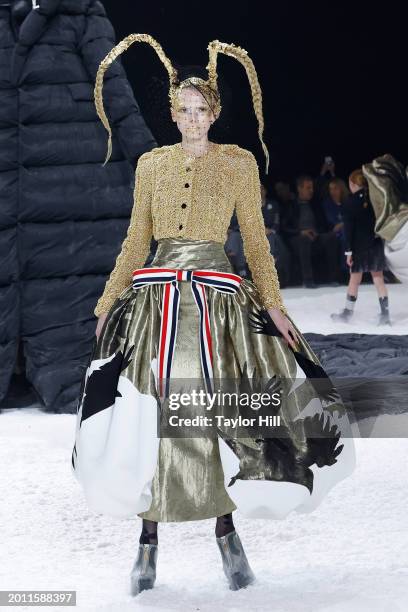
[139,512,235,545]
[215,512,235,538]
[139,519,158,545]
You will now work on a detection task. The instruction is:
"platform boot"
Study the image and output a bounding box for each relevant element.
[216,529,255,590]
[331,293,357,322]
[378,296,391,325]
[129,543,158,596]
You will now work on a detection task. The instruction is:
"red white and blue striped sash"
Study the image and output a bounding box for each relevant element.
[132,267,242,400]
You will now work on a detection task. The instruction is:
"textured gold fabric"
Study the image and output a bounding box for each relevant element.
[138,238,239,521]
[94,142,285,317]
[137,248,236,520]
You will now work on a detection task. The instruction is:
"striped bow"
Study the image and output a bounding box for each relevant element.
[132,267,243,400]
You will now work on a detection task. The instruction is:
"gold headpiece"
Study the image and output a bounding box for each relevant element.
[94,34,269,173]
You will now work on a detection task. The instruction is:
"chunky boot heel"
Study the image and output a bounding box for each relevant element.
[129,543,158,596]
[216,530,255,590]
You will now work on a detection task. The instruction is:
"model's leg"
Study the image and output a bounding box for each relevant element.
[331,272,362,321]
[371,271,391,324]
[215,512,235,538]
[371,270,387,298]
[215,512,255,590]
[130,520,159,596]
[139,519,158,545]
[347,271,363,305]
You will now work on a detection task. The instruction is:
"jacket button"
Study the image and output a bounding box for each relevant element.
[185,183,190,188]
[181,203,187,208]
[186,167,191,171]
[179,224,183,230]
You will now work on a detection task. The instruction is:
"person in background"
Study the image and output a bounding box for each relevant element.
[274,180,296,208]
[315,155,337,202]
[261,184,291,286]
[331,169,390,324]
[281,174,340,288]
[225,209,249,277]
[225,184,290,286]
[322,177,349,273]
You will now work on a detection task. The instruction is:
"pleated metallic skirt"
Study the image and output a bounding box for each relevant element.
[73,236,355,522]
[137,238,239,521]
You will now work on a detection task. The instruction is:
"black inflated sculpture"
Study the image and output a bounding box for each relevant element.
[0,0,157,412]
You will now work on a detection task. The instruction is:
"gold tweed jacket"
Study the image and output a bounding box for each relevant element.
[94,141,285,317]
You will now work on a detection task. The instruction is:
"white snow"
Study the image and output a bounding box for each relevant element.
[282,283,408,335]
[1,283,407,611]
[1,406,407,612]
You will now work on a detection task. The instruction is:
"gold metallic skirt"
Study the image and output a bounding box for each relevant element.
[138,238,239,521]
[72,237,355,522]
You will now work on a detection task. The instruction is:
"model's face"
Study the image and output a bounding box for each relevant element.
[171,87,215,140]
[329,182,342,203]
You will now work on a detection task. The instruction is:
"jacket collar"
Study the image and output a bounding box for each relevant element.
[10,0,64,84]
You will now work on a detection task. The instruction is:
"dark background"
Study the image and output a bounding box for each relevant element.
[103,0,407,188]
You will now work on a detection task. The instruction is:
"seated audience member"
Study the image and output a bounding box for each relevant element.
[274,180,296,207]
[225,210,248,278]
[280,174,341,288]
[225,185,290,285]
[322,177,349,272]
[261,184,291,286]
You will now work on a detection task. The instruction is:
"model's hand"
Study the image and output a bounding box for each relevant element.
[267,307,299,351]
[96,313,108,340]
[333,222,344,233]
[346,254,353,267]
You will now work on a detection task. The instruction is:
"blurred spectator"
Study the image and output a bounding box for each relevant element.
[274,181,296,206]
[225,210,248,278]
[261,184,291,286]
[322,178,349,273]
[315,156,337,202]
[322,178,349,234]
[280,174,340,288]
[225,184,291,286]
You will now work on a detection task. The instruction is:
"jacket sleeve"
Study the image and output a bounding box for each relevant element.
[78,2,157,165]
[235,152,287,314]
[94,152,154,317]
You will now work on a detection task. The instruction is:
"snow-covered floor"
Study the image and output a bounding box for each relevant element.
[1,283,407,611]
[282,283,407,335]
[1,408,407,612]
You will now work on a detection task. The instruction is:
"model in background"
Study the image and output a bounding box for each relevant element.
[331,169,390,324]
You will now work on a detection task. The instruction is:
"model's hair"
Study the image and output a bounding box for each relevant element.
[93,34,270,172]
[349,169,368,188]
[296,174,314,190]
[328,177,350,202]
[207,40,269,173]
[171,64,219,117]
